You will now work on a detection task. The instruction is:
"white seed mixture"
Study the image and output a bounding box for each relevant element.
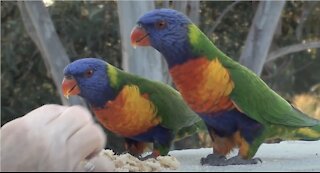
[101,149,180,172]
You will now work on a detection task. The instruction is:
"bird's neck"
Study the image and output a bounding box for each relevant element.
[159,40,196,68]
[81,84,116,108]
[163,24,233,69]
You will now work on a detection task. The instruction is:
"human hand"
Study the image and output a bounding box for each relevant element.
[1,104,114,172]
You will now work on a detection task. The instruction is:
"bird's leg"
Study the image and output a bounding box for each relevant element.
[200,153,227,166]
[124,138,146,158]
[226,137,262,165]
[200,128,229,166]
[225,155,262,165]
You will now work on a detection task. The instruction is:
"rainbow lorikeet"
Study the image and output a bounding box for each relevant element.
[130,9,320,165]
[61,58,203,159]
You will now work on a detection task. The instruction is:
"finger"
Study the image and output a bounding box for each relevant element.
[47,106,93,140]
[24,104,67,125]
[67,123,106,168]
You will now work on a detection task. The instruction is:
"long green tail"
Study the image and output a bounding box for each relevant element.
[295,125,320,141]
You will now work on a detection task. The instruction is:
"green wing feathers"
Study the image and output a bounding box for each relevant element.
[138,80,202,132]
[110,65,202,133]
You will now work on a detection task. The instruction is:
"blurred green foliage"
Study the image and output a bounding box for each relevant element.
[1,1,319,134]
[1,1,62,124]
[1,1,121,125]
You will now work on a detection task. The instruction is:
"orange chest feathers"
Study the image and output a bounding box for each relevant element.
[92,85,161,137]
[169,58,235,113]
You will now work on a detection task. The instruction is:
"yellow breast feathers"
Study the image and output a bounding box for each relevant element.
[170,58,235,113]
[93,85,161,137]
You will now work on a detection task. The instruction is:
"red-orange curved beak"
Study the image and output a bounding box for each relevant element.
[130,25,150,47]
[61,77,80,98]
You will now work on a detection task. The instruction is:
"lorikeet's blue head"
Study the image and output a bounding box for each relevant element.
[131,8,195,67]
[62,58,115,107]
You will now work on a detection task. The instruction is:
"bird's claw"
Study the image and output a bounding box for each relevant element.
[201,154,262,166]
[200,153,227,166]
[138,154,155,161]
[225,156,262,165]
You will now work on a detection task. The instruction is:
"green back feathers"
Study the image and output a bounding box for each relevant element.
[187,24,237,67]
[229,65,320,127]
[188,24,217,60]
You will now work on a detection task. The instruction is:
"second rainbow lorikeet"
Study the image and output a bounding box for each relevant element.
[130,8,320,165]
[61,58,203,160]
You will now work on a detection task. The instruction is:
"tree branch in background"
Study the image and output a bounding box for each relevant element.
[295,1,319,40]
[239,1,286,76]
[266,41,320,63]
[17,1,86,106]
[186,1,200,25]
[117,1,168,83]
[207,0,241,34]
[172,1,188,15]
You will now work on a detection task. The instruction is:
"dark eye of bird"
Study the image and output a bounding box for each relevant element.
[155,20,167,30]
[84,69,94,78]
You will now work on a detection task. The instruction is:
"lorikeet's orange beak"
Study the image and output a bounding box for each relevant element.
[130,25,150,47]
[61,77,80,98]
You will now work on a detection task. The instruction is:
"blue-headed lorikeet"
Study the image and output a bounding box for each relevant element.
[130,8,320,165]
[61,58,203,159]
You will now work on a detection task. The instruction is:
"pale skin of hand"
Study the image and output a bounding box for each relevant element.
[0,104,115,172]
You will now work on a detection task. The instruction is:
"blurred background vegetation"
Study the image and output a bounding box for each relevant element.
[1,1,319,150]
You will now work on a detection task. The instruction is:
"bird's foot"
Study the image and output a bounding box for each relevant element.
[138,154,155,161]
[225,156,262,165]
[200,153,227,166]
